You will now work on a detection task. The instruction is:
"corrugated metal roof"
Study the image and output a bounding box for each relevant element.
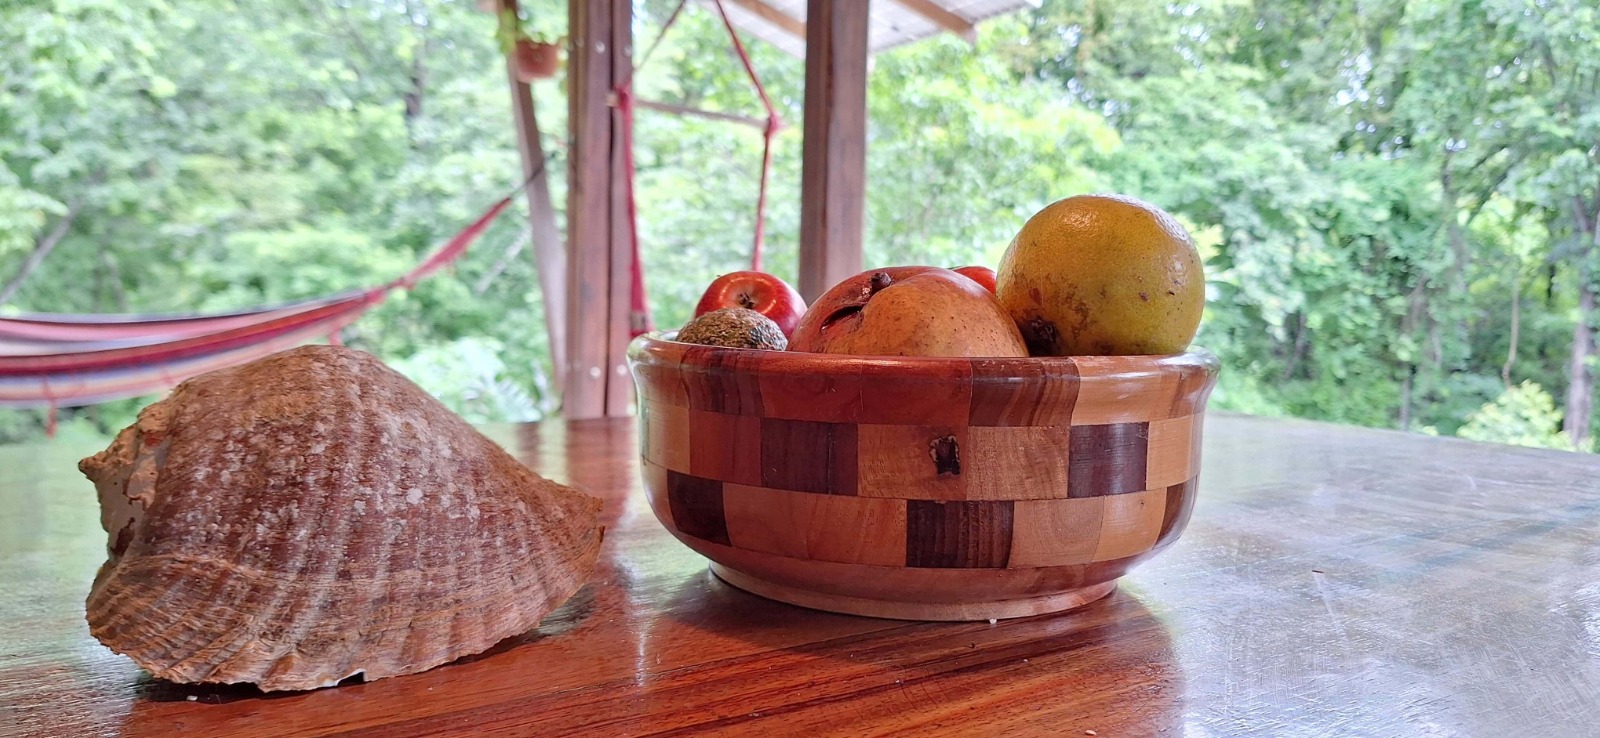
[707,0,1041,58]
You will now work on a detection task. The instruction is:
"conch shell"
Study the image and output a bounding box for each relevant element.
[79,345,603,691]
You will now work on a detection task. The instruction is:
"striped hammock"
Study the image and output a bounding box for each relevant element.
[1,194,517,415]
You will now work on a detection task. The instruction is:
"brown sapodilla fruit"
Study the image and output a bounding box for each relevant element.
[79,345,604,691]
[789,267,1028,357]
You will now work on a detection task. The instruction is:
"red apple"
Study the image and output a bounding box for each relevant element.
[953,265,997,293]
[789,267,1027,357]
[694,271,807,338]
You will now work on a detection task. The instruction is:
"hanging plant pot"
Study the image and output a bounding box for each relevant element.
[513,38,562,82]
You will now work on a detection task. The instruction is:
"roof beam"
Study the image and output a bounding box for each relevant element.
[889,0,977,45]
[723,0,807,42]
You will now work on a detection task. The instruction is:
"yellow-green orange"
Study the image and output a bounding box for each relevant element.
[996,194,1204,356]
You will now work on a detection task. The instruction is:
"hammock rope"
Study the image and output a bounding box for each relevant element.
[617,0,782,335]
[4,177,531,429]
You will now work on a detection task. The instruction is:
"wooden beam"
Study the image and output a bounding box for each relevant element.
[798,0,869,300]
[889,0,977,45]
[564,0,633,418]
[603,0,634,416]
[724,0,807,42]
[502,0,566,391]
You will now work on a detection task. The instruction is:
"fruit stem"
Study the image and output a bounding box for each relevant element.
[868,272,892,294]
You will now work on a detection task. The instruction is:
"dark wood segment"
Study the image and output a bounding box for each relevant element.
[857,424,969,500]
[1156,477,1197,548]
[681,346,765,415]
[666,470,730,545]
[1068,422,1150,497]
[687,409,763,486]
[967,357,1078,426]
[759,418,859,495]
[905,500,1015,568]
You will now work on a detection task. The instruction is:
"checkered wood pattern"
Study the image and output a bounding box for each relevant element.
[630,339,1218,576]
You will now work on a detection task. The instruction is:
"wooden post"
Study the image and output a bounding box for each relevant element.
[603,0,634,416]
[798,0,870,301]
[501,0,566,391]
[564,0,634,418]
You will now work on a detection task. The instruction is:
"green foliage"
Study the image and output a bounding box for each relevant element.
[0,0,1597,455]
[1459,382,1586,452]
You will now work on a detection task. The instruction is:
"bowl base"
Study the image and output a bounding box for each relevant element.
[709,563,1117,621]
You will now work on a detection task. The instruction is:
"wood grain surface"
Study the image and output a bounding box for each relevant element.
[6,414,1600,736]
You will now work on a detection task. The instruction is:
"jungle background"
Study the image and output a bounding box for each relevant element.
[2,0,1598,452]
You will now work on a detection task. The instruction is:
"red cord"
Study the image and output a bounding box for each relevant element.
[618,86,654,337]
[619,0,784,333]
[712,0,782,270]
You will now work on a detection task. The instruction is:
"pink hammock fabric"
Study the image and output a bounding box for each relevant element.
[1,193,516,413]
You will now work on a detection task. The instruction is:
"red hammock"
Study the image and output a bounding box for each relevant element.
[1,189,520,427]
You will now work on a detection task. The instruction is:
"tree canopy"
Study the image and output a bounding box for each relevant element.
[1,0,1596,453]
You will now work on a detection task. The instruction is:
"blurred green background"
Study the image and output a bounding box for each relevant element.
[2,0,1597,452]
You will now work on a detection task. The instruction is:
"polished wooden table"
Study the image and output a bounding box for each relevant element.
[6,413,1600,736]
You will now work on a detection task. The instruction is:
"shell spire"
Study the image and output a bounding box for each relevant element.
[79,345,603,691]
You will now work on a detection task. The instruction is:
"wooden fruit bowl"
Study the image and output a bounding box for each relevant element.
[626,334,1219,621]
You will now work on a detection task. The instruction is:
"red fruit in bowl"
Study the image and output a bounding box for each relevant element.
[789,266,1027,357]
[693,271,807,338]
[953,265,997,293]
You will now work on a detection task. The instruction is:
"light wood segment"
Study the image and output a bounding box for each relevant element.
[676,536,1132,606]
[725,0,807,41]
[1071,355,1182,425]
[1146,414,1196,489]
[723,484,908,566]
[859,358,974,426]
[1092,487,1167,562]
[756,350,863,422]
[640,458,673,529]
[965,425,1071,500]
[713,564,1115,621]
[1007,497,1105,568]
[687,409,763,486]
[857,423,969,500]
[889,0,977,45]
[642,401,690,473]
